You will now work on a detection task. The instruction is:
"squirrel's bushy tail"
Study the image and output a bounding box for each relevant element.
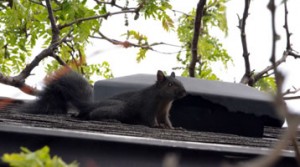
[2,66,93,115]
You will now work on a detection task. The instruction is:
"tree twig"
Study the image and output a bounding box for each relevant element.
[45,0,59,44]
[283,96,300,100]
[267,0,279,81]
[29,0,46,7]
[282,86,300,97]
[248,0,300,86]
[239,0,251,85]
[11,35,69,84]
[58,10,137,30]
[93,0,133,10]
[283,1,291,51]
[90,31,182,55]
[283,3,300,163]
[0,73,39,96]
[189,0,206,77]
[252,51,288,84]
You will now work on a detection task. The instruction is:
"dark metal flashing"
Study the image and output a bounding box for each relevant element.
[0,124,294,158]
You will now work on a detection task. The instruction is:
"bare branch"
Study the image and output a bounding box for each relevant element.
[51,53,66,66]
[268,1,300,166]
[243,0,300,87]
[45,0,60,44]
[282,86,300,96]
[283,1,291,51]
[252,51,288,84]
[171,9,191,16]
[58,10,137,30]
[267,0,280,80]
[283,96,300,100]
[189,0,206,77]
[239,0,251,84]
[283,1,300,59]
[90,31,182,55]
[93,0,133,10]
[288,51,300,58]
[0,73,39,96]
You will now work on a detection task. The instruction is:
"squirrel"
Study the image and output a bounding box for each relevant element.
[0,66,187,129]
[77,70,187,128]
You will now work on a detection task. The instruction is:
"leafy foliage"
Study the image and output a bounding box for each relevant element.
[176,0,231,80]
[2,146,78,167]
[124,30,149,62]
[0,0,276,92]
[140,0,174,31]
[0,0,175,82]
[254,76,276,93]
[0,0,42,75]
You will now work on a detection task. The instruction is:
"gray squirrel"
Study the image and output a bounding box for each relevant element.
[1,66,187,128]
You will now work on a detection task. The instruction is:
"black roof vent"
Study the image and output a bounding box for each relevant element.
[94,74,284,137]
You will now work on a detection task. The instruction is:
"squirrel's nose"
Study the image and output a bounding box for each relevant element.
[176,89,187,98]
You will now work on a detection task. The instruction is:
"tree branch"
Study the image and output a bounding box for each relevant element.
[282,86,300,97]
[0,73,39,96]
[189,0,206,77]
[239,0,251,84]
[29,0,46,7]
[10,35,69,84]
[252,51,288,84]
[0,35,69,95]
[283,96,300,100]
[58,10,137,30]
[283,1,291,51]
[267,0,279,78]
[268,1,300,165]
[90,31,182,55]
[51,52,66,66]
[45,0,59,44]
[245,0,300,87]
[282,2,300,163]
[93,0,132,10]
[283,0,300,59]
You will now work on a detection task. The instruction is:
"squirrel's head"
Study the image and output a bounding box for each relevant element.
[156,70,187,100]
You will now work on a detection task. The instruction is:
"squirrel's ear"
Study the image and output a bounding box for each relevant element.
[157,70,166,82]
[170,72,175,78]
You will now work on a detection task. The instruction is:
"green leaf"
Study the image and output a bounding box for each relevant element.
[254,76,276,93]
[2,146,78,167]
[161,13,174,31]
[137,48,148,63]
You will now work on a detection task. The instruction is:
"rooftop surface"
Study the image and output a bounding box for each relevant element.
[0,111,296,157]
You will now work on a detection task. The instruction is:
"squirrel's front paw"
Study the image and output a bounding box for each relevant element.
[173,127,186,131]
[155,123,174,129]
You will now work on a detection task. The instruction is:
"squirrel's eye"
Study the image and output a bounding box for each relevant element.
[168,82,173,87]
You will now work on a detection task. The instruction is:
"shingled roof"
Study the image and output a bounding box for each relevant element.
[0,111,298,167]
